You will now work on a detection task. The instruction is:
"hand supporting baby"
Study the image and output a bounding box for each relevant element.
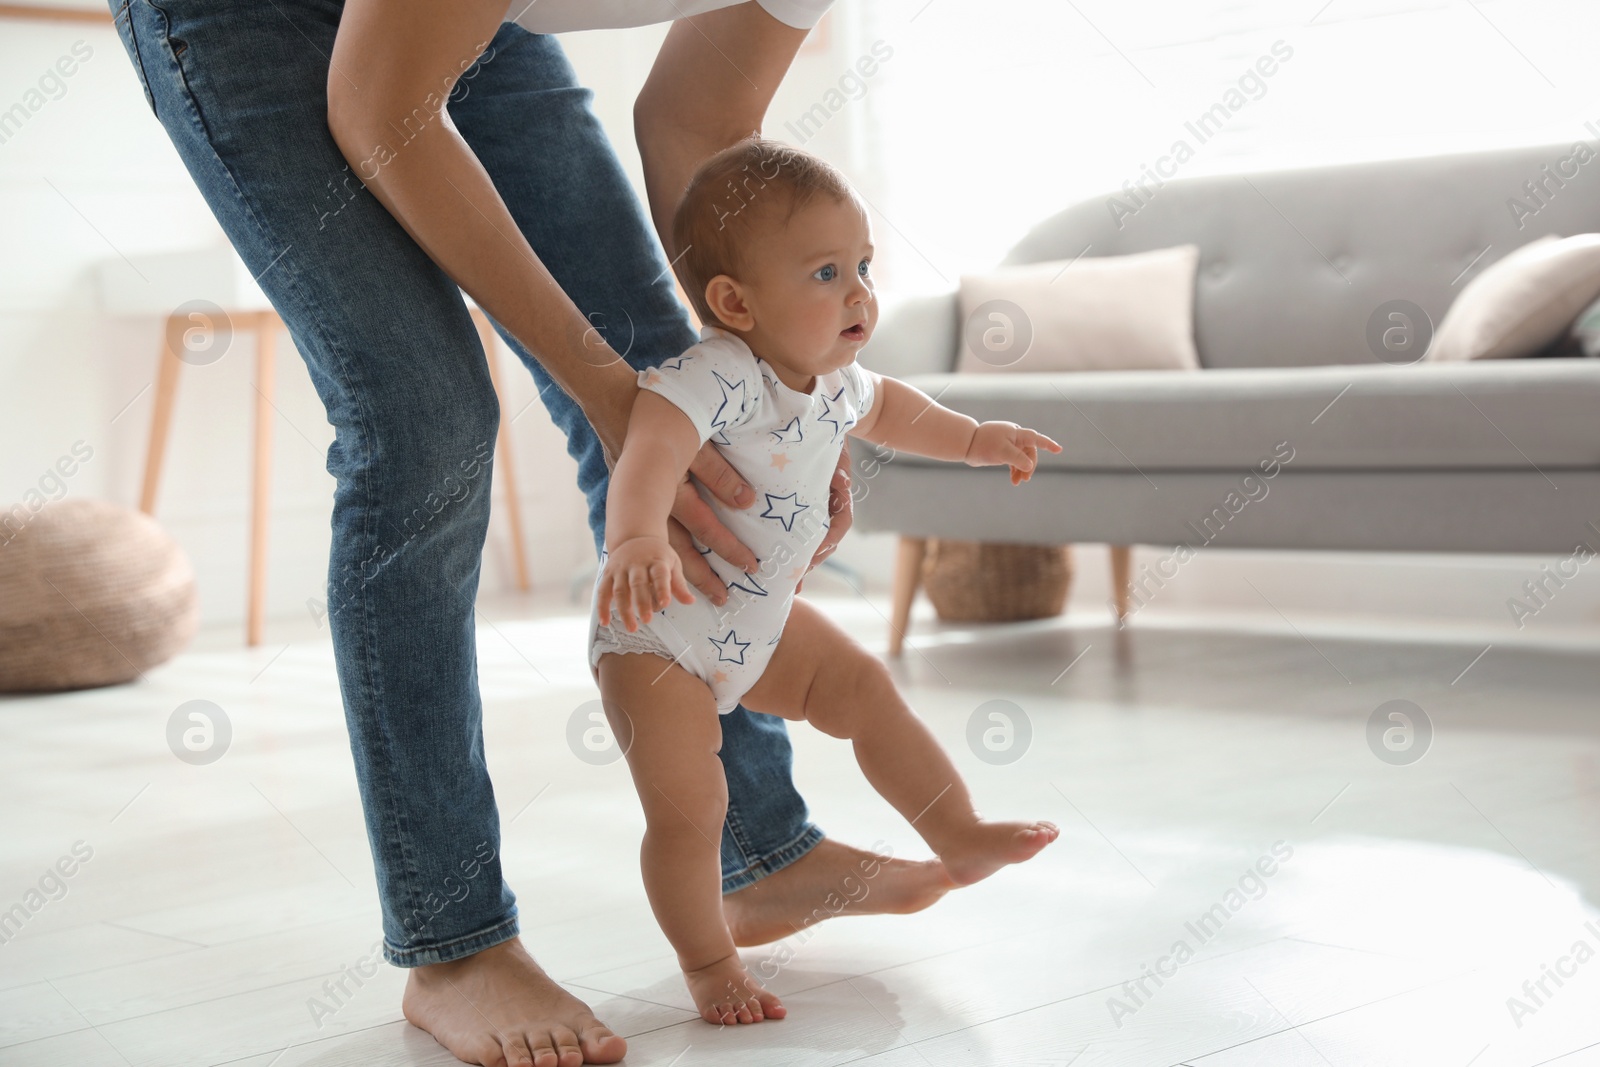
[964,420,1064,485]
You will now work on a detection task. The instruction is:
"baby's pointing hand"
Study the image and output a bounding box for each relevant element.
[599,535,695,632]
[964,421,1063,484]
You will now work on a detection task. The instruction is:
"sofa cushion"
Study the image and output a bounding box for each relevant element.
[1428,234,1600,361]
[878,359,1600,472]
[955,245,1201,374]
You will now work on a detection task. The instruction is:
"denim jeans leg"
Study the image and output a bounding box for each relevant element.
[111,0,518,965]
[447,25,824,892]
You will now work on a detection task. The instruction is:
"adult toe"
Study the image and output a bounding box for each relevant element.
[500,1033,537,1067]
[578,1019,627,1062]
[549,1026,583,1067]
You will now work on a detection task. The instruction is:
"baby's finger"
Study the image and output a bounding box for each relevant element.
[1030,429,1064,453]
[617,574,641,631]
[628,569,656,623]
[611,582,629,631]
[1012,439,1039,484]
[649,560,673,612]
[597,581,613,626]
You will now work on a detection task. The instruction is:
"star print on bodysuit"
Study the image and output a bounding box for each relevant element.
[658,353,694,372]
[709,371,748,443]
[727,572,769,599]
[709,629,751,665]
[817,386,857,441]
[770,416,804,444]
[760,491,810,532]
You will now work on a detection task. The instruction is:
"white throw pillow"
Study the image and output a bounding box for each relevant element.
[1428,234,1600,361]
[955,245,1201,374]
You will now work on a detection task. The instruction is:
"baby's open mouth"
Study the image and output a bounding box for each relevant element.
[840,324,866,341]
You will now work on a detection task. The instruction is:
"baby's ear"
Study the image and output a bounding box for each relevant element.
[705,275,755,331]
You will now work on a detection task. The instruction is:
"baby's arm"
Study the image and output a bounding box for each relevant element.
[599,392,702,631]
[850,373,1063,485]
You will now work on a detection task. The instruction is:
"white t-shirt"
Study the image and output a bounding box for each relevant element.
[506,0,834,35]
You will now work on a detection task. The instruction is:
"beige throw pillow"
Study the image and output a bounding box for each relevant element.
[955,245,1201,374]
[1428,234,1600,361]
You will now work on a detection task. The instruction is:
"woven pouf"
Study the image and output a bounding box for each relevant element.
[922,539,1073,622]
[0,499,198,691]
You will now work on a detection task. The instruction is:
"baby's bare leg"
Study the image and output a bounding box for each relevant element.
[595,652,785,1026]
[742,600,1059,885]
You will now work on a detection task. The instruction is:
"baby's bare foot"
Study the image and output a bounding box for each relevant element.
[940,820,1060,886]
[683,951,787,1026]
[723,838,956,947]
[403,938,625,1067]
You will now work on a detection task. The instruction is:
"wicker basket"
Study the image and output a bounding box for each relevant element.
[921,539,1073,622]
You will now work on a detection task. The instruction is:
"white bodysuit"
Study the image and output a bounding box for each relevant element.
[587,324,876,713]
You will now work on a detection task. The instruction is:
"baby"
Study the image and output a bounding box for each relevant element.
[588,137,1063,1026]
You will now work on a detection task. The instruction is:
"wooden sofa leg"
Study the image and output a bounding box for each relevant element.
[1109,544,1132,621]
[889,535,927,657]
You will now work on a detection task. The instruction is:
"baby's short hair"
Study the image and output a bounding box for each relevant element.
[672,137,856,327]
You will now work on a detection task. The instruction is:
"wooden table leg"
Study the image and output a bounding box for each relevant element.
[140,314,185,515]
[474,309,531,593]
[248,314,276,647]
[888,534,927,657]
[1110,544,1132,621]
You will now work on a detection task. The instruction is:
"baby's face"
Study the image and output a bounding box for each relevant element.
[719,193,877,389]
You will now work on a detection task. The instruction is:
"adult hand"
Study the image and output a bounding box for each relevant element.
[668,444,759,605]
[797,443,853,594]
[599,410,759,606]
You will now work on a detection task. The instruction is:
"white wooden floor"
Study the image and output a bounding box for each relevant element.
[2,592,1598,1067]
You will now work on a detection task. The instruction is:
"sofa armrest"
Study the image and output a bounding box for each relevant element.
[860,290,960,378]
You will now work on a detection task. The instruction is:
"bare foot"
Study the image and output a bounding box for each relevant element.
[722,838,957,947]
[940,820,1060,886]
[683,951,787,1025]
[402,938,626,1067]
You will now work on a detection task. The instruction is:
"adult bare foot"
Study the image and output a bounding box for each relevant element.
[403,938,626,1067]
[682,951,787,1025]
[722,838,957,947]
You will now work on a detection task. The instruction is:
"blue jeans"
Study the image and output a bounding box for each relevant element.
[112,0,823,966]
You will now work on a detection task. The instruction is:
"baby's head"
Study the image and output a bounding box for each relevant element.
[673,138,876,386]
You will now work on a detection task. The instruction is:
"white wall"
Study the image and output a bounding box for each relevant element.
[3,0,1598,639]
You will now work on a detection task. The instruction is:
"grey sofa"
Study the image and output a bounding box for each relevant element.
[853,141,1600,651]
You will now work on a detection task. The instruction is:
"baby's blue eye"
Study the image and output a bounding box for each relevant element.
[813,264,837,282]
[858,259,871,278]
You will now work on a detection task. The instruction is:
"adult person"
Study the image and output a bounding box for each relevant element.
[110,0,954,1063]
